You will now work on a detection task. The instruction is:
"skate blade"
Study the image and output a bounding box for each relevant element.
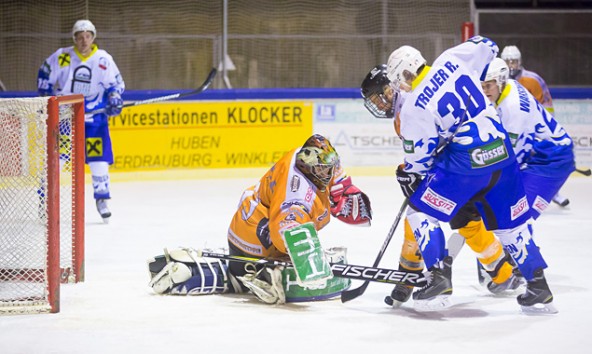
[102,217,110,224]
[520,302,558,315]
[413,295,452,312]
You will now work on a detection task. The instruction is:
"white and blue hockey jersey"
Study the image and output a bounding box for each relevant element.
[37,44,124,117]
[496,79,574,177]
[399,36,515,176]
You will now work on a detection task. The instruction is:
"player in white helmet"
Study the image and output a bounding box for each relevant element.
[361,65,523,307]
[501,45,570,207]
[384,37,556,314]
[37,20,125,223]
[482,57,575,220]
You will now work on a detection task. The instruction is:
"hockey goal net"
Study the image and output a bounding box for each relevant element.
[0,95,85,314]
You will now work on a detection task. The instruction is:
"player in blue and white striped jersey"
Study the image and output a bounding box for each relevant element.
[481,58,575,219]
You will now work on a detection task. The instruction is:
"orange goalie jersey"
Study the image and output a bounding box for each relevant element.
[227,148,346,259]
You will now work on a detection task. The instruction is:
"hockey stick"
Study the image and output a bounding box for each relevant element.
[340,198,410,302]
[90,67,217,115]
[197,249,427,287]
[576,167,591,177]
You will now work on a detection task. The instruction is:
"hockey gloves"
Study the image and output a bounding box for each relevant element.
[396,164,421,198]
[330,176,372,226]
[105,92,123,116]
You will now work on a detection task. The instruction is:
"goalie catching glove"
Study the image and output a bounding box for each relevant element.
[396,164,421,198]
[330,176,372,226]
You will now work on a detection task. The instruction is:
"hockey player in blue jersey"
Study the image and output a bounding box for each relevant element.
[37,19,124,223]
[386,36,556,314]
[481,58,575,219]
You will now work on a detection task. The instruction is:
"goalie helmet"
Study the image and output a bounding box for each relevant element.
[72,20,96,41]
[386,45,426,92]
[484,57,509,93]
[360,64,400,119]
[296,134,339,191]
[501,45,522,79]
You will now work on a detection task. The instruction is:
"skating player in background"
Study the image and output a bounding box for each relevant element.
[361,65,523,308]
[37,19,124,223]
[147,134,373,304]
[501,45,570,207]
[481,58,575,220]
[383,36,556,313]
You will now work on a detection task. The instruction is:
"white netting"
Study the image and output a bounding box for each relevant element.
[0,97,81,314]
[0,0,470,90]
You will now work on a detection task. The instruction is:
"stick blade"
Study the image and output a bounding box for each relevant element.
[340,282,369,303]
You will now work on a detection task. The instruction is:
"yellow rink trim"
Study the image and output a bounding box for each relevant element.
[86,166,395,183]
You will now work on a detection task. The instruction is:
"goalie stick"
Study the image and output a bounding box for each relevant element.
[90,67,217,115]
[196,250,427,287]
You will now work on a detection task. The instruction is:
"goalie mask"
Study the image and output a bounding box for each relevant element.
[387,45,426,92]
[501,45,522,79]
[361,64,401,119]
[72,19,96,42]
[483,57,509,94]
[296,134,339,191]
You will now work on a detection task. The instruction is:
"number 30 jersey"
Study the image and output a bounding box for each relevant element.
[399,36,515,176]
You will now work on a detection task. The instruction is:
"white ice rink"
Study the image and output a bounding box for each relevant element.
[1,169,591,354]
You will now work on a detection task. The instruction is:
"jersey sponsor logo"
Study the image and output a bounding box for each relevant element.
[58,53,71,68]
[99,57,108,70]
[533,195,549,214]
[290,175,300,192]
[317,209,328,222]
[469,138,509,168]
[86,137,103,157]
[510,195,529,220]
[228,230,263,255]
[71,65,92,95]
[403,139,415,153]
[419,187,456,215]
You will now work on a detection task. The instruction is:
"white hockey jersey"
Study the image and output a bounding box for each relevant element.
[37,44,124,114]
[399,36,515,176]
[496,79,574,176]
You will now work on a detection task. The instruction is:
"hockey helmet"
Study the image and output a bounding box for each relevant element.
[484,57,509,93]
[361,64,400,119]
[296,134,339,191]
[501,45,522,79]
[72,20,96,41]
[386,45,426,92]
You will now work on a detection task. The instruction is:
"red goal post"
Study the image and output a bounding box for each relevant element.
[0,95,85,314]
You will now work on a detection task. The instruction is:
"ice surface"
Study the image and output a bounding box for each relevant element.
[1,171,590,354]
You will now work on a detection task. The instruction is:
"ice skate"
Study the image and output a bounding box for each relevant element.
[517,268,558,315]
[384,283,413,308]
[552,193,570,207]
[487,273,524,294]
[412,256,453,312]
[96,198,111,224]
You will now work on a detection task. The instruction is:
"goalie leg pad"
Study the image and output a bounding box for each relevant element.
[148,248,234,295]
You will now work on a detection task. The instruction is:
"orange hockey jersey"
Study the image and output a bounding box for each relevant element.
[227,148,345,259]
